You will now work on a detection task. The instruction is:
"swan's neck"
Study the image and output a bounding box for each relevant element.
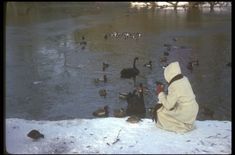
[133,58,137,68]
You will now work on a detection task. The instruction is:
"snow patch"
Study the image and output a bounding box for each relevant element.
[6,117,231,154]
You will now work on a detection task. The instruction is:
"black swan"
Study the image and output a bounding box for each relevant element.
[93,105,109,117]
[126,83,146,117]
[120,57,140,85]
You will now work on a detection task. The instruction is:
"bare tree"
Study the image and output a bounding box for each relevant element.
[166,1,179,10]
[208,2,220,11]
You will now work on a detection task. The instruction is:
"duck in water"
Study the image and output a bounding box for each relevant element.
[187,60,199,72]
[113,108,126,118]
[102,62,109,71]
[94,75,107,84]
[99,89,107,98]
[93,105,109,117]
[143,60,152,70]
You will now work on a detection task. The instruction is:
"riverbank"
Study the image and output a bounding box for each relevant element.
[5,117,231,154]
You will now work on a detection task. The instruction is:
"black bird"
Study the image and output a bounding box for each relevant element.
[102,62,109,71]
[80,36,87,46]
[93,105,109,117]
[120,57,140,85]
[27,130,44,140]
[104,34,108,40]
[126,83,146,118]
[163,51,169,56]
[226,62,231,67]
[143,61,152,69]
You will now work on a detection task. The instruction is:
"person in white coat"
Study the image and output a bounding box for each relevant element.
[154,61,199,133]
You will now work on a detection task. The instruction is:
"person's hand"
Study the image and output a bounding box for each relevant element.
[156,84,164,95]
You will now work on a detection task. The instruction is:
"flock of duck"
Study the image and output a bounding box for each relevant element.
[92,55,152,122]
[90,35,205,123]
[76,34,231,123]
[26,35,231,141]
[104,32,142,40]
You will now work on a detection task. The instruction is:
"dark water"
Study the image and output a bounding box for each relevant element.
[5,2,231,121]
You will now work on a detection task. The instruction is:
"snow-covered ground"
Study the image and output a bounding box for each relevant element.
[6,117,231,154]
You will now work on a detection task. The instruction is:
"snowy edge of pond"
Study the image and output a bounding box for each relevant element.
[6,117,231,154]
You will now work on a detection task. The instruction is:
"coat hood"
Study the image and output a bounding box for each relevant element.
[164,61,182,83]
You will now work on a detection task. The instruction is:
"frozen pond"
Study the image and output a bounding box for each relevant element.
[5,2,231,121]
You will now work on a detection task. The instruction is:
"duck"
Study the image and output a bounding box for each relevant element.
[173,37,177,41]
[94,75,107,84]
[160,56,167,63]
[80,36,87,45]
[163,43,172,51]
[102,62,109,71]
[93,105,109,117]
[104,34,108,40]
[119,92,130,100]
[163,51,169,56]
[226,62,231,67]
[202,107,214,119]
[113,108,126,118]
[126,115,142,123]
[120,57,140,85]
[187,60,199,72]
[81,46,85,50]
[143,61,152,69]
[27,129,44,140]
[99,89,107,98]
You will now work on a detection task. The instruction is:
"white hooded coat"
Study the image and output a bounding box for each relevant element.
[156,62,199,133]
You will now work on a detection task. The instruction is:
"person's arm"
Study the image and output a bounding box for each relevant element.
[158,87,178,110]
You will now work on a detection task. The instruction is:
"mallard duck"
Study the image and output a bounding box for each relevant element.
[126,115,142,123]
[102,62,109,71]
[143,61,152,69]
[93,105,109,117]
[160,56,167,63]
[27,129,44,140]
[187,60,199,72]
[163,51,169,56]
[99,89,107,98]
[94,75,107,84]
[119,92,130,100]
[113,108,126,118]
